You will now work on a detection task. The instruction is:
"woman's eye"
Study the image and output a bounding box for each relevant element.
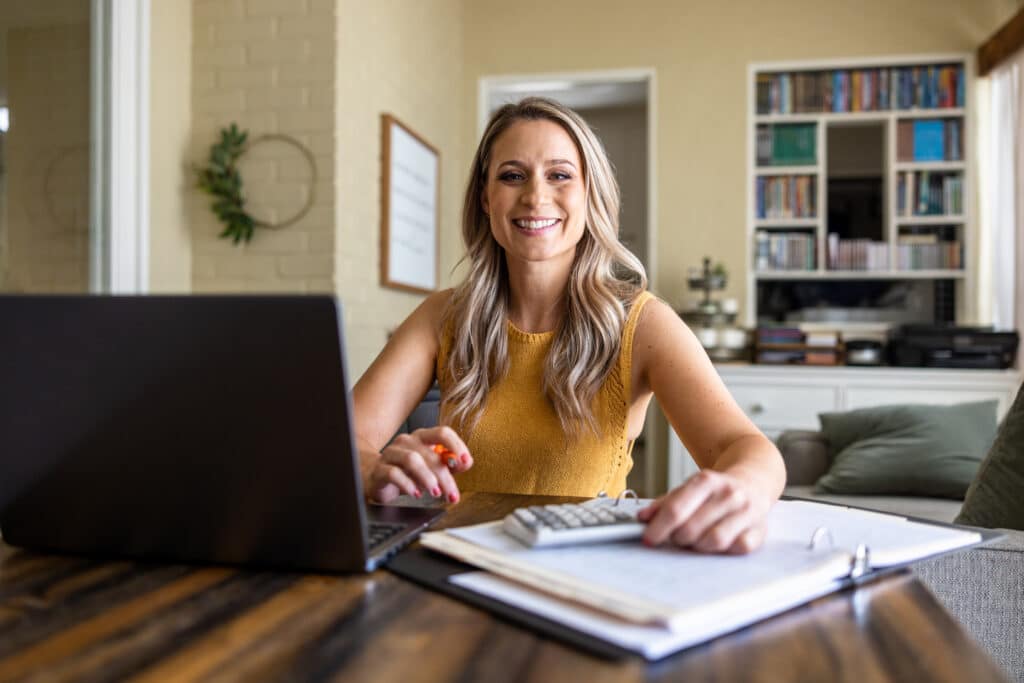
[499,172,525,182]
[550,171,572,181]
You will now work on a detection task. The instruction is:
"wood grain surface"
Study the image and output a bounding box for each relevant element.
[0,492,1007,683]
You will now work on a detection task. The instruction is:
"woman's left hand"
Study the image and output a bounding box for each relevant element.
[636,470,773,554]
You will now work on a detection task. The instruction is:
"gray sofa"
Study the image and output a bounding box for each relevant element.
[777,430,1024,683]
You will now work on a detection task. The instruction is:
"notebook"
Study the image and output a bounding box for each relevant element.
[0,294,443,573]
[395,496,992,659]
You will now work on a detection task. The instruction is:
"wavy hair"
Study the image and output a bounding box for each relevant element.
[442,97,648,439]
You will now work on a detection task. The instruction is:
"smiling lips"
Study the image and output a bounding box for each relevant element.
[512,217,560,231]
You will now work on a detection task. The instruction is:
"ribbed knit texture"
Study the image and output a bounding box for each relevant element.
[438,291,653,497]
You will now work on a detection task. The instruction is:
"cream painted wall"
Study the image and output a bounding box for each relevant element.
[462,0,1023,314]
[150,0,192,292]
[335,0,464,378]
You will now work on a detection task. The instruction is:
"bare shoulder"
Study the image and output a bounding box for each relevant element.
[397,288,455,340]
[631,294,708,389]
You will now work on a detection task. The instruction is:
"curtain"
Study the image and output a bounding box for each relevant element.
[979,49,1023,344]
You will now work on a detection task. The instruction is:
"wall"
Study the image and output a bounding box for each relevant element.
[150,0,193,292]
[4,24,90,292]
[190,0,337,296]
[335,0,465,378]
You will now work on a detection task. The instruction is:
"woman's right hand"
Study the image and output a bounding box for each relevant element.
[362,426,474,505]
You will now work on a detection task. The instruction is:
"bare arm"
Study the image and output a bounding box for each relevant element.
[630,298,785,553]
[352,290,473,504]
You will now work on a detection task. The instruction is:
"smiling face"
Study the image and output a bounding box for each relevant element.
[481,119,587,270]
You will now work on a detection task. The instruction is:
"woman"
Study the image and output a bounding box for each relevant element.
[353,97,784,554]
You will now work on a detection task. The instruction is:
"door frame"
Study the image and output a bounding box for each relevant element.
[90,0,149,293]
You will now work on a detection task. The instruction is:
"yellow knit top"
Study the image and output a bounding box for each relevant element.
[437,291,654,497]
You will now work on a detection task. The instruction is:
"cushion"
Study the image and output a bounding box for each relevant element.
[956,384,1024,529]
[813,400,998,498]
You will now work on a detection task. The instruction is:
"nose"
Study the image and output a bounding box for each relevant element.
[520,176,550,208]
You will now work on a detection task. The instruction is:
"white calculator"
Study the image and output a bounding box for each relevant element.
[502,493,647,548]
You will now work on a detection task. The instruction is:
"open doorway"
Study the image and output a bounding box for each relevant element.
[479,69,658,494]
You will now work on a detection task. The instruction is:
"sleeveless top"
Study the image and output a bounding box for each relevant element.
[436,291,654,497]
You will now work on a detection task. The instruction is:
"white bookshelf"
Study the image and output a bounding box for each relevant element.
[745,54,975,327]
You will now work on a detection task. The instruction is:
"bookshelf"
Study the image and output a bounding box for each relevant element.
[746,54,975,327]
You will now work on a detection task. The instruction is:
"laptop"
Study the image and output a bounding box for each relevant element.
[0,294,444,572]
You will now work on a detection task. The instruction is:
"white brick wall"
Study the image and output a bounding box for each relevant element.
[190,0,335,295]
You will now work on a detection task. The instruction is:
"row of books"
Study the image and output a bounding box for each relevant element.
[756,65,964,115]
[754,231,816,271]
[896,240,962,270]
[826,236,889,271]
[896,119,963,162]
[755,123,816,166]
[754,327,842,365]
[896,171,963,216]
[755,176,817,219]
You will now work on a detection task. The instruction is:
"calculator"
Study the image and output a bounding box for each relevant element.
[502,500,646,548]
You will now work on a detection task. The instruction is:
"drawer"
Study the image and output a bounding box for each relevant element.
[726,383,839,430]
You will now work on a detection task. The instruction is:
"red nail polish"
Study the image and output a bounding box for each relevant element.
[460,454,469,464]
[412,489,421,499]
[432,487,441,497]
[448,492,459,503]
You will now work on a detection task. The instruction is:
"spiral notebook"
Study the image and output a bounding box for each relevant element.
[395,498,992,660]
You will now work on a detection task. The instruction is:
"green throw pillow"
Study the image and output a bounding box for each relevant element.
[956,384,1024,529]
[813,400,998,499]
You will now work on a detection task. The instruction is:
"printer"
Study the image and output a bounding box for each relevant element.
[888,324,1020,369]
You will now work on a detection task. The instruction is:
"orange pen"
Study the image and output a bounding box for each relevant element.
[431,443,458,468]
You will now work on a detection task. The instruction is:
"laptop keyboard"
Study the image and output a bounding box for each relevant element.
[368,522,405,550]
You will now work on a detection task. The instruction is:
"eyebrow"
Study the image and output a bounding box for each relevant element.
[497,159,578,170]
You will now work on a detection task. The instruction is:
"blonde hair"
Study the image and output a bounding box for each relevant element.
[442,97,647,439]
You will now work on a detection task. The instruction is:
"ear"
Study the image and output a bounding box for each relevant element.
[480,188,489,216]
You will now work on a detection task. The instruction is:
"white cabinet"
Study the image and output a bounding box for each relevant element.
[667,365,1020,489]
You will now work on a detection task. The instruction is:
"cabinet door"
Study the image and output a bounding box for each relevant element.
[727,383,840,431]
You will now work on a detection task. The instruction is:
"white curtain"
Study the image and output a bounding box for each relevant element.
[978,49,1023,344]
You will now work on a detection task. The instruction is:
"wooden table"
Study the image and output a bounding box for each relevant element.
[0,492,1007,683]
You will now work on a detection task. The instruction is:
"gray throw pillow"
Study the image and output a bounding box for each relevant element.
[814,400,998,499]
[956,384,1024,529]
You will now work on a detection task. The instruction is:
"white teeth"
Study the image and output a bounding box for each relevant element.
[514,218,558,230]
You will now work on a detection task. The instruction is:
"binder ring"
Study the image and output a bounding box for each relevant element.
[615,489,639,506]
[808,526,835,550]
[849,543,871,579]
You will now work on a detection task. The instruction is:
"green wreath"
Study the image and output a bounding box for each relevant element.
[195,123,316,245]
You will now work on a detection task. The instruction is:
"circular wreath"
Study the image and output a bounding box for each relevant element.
[195,123,317,244]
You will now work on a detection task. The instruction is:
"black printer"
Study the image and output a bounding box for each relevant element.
[889,324,1020,369]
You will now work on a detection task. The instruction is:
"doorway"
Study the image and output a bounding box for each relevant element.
[479,69,659,494]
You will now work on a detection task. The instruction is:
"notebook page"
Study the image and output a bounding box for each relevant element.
[773,499,981,565]
[440,512,853,630]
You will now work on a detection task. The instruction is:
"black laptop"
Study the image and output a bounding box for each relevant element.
[0,295,443,572]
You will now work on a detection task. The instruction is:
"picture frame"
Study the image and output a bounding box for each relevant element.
[380,114,440,294]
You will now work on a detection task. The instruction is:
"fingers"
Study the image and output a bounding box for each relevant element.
[641,471,717,547]
[375,426,472,504]
[640,471,767,554]
[413,426,473,474]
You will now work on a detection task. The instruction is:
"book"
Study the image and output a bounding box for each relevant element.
[413,498,986,660]
[913,120,945,161]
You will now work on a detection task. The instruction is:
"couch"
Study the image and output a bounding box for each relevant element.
[777,429,1024,683]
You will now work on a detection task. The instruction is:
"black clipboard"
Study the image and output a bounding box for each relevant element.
[387,543,634,659]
